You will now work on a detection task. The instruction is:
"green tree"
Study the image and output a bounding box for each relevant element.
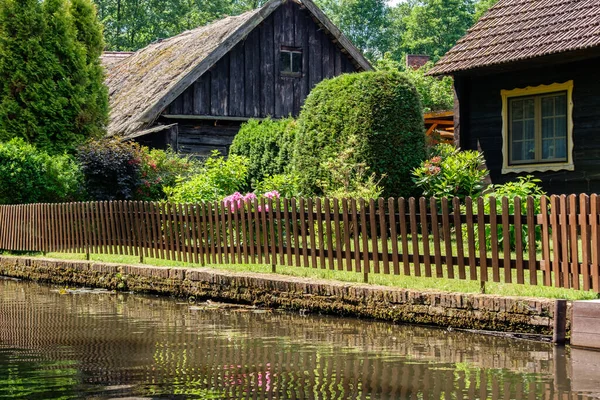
[0,0,107,154]
[70,0,108,139]
[94,0,235,50]
[316,0,391,60]
[474,0,498,20]
[402,0,475,60]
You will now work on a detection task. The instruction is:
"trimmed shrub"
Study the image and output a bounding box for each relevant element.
[77,139,141,201]
[0,138,82,204]
[229,117,297,189]
[293,70,425,198]
[164,150,248,203]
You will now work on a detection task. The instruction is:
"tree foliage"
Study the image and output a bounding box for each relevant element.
[0,0,107,154]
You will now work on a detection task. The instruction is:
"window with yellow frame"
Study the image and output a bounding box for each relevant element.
[501,81,574,174]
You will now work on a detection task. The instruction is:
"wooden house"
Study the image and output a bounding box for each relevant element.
[428,0,600,194]
[104,0,371,156]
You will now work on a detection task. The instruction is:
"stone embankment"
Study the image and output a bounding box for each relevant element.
[0,255,564,336]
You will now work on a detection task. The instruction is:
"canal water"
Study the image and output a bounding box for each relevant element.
[0,278,599,399]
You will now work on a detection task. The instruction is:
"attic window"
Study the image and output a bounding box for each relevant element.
[280,47,302,76]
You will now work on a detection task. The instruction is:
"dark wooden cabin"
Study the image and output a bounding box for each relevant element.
[428,0,600,194]
[104,0,371,156]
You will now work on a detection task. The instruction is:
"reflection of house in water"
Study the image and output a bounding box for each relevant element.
[0,279,598,399]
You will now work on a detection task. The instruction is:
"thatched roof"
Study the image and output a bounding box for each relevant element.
[105,0,371,138]
[429,0,600,75]
[100,51,134,69]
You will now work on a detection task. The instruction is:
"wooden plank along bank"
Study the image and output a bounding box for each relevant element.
[0,194,599,293]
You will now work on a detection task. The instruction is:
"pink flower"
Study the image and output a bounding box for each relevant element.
[263,190,280,199]
[430,156,442,165]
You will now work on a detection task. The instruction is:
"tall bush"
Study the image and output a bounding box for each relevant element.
[0,0,108,154]
[0,138,82,204]
[77,139,141,201]
[293,70,425,198]
[229,117,297,189]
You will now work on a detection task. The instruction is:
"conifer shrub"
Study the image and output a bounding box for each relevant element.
[0,138,82,204]
[0,0,108,154]
[229,118,297,190]
[292,71,426,198]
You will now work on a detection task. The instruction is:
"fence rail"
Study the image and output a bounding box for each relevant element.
[1,194,599,293]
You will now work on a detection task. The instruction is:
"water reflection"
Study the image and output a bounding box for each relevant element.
[0,277,598,399]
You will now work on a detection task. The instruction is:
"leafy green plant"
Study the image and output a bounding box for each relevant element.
[0,138,82,204]
[164,150,248,203]
[229,117,297,190]
[136,146,199,201]
[293,70,425,198]
[412,143,488,201]
[480,176,546,250]
[254,174,299,199]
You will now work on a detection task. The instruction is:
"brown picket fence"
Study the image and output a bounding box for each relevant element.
[0,194,599,292]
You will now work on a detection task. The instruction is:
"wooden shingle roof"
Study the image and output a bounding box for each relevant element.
[428,0,600,75]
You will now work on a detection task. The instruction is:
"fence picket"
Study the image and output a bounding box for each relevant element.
[418,197,431,277]
[559,195,570,288]
[316,198,326,269]
[502,197,511,284]
[389,198,400,276]
[409,197,420,276]
[453,197,465,280]
[569,194,580,290]
[591,194,600,292]
[333,199,343,270]
[526,196,537,286]
[379,198,389,275]
[489,197,499,282]
[397,198,410,275]
[465,197,477,281]
[370,199,380,274]
[514,197,524,284]
[324,199,335,270]
[477,197,488,283]
[441,198,453,279]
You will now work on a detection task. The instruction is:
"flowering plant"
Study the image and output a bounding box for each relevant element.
[412,144,488,201]
[222,190,280,212]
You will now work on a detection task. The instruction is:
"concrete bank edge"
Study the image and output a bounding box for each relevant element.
[0,255,567,336]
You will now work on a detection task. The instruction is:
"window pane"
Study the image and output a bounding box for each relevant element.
[524,99,535,118]
[542,97,554,116]
[541,93,567,161]
[512,121,523,141]
[512,140,535,162]
[555,139,566,159]
[511,100,523,119]
[524,119,535,140]
[292,52,302,73]
[280,51,291,73]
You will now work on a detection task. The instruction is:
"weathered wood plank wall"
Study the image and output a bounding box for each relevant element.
[164,1,357,120]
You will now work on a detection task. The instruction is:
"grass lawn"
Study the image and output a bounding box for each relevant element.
[10,251,598,301]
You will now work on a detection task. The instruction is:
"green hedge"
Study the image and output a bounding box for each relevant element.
[229,117,297,189]
[0,138,82,204]
[292,71,426,198]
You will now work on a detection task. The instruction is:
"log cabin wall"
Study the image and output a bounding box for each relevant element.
[456,56,600,194]
[159,1,358,156]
